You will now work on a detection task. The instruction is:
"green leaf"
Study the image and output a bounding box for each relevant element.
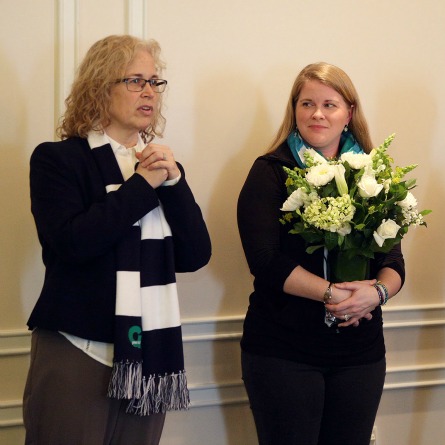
[306,245,324,254]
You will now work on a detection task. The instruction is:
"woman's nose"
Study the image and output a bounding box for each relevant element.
[312,108,325,119]
[141,83,155,97]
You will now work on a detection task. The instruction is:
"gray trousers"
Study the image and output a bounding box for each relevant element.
[23,329,166,445]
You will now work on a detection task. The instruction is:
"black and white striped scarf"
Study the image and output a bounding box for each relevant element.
[88,132,189,416]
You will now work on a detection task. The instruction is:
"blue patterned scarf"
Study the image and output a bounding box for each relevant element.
[287,130,363,167]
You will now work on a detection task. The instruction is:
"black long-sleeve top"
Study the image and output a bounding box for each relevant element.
[237,142,405,367]
[28,137,211,342]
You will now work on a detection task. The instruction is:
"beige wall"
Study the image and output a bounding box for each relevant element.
[1,1,444,444]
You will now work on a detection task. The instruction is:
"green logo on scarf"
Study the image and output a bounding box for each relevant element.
[128,325,142,349]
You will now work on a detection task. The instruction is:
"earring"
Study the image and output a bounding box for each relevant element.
[343,125,348,132]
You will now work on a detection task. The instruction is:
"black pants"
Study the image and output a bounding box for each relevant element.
[242,351,385,445]
[23,329,165,445]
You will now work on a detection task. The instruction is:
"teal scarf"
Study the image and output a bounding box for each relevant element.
[287,130,363,168]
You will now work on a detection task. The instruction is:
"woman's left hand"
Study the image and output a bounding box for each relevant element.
[136,143,181,181]
[325,280,379,328]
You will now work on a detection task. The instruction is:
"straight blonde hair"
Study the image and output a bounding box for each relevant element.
[266,62,373,154]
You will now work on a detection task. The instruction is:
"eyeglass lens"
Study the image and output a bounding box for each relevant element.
[125,78,167,93]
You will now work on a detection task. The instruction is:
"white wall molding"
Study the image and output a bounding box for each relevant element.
[56,0,79,124]
[2,303,445,353]
[0,330,31,357]
[0,400,22,428]
[3,362,445,427]
[127,0,147,38]
[382,303,445,329]
[2,304,445,427]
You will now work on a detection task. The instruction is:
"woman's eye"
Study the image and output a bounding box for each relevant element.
[324,103,336,108]
[301,102,313,107]
[127,78,143,86]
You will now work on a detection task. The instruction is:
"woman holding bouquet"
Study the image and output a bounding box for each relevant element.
[237,62,404,445]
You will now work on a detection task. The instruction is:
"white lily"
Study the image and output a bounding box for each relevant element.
[333,164,348,196]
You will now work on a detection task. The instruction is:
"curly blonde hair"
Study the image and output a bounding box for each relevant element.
[57,35,166,142]
[266,62,373,154]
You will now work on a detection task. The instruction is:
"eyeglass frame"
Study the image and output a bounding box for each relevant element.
[116,77,168,93]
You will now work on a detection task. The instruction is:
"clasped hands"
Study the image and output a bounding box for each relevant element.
[325,279,379,328]
[135,143,180,189]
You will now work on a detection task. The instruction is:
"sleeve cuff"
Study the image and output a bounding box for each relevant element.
[162,171,182,186]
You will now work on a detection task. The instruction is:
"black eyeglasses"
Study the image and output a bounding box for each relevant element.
[117,77,168,93]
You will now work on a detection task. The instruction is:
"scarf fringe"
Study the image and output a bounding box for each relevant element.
[107,361,190,416]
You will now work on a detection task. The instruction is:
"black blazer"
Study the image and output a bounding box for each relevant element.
[28,137,211,342]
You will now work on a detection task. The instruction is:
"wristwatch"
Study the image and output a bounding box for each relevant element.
[323,282,332,304]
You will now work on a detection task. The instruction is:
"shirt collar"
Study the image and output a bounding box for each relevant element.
[87,130,145,152]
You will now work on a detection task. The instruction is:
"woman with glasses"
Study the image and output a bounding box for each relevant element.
[24,35,211,445]
[237,62,404,445]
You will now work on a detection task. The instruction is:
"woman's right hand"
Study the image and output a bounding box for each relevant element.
[135,143,180,189]
[329,285,353,305]
[135,161,168,189]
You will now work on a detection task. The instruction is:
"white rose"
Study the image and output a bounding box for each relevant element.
[373,219,401,247]
[306,164,335,187]
[358,173,383,198]
[281,188,309,211]
[337,223,352,236]
[340,152,372,170]
[397,192,418,209]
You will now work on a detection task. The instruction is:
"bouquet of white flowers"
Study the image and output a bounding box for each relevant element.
[280,134,431,282]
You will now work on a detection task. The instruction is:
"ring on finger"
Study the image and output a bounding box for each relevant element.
[162,152,167,161]
[344,314,350,321]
